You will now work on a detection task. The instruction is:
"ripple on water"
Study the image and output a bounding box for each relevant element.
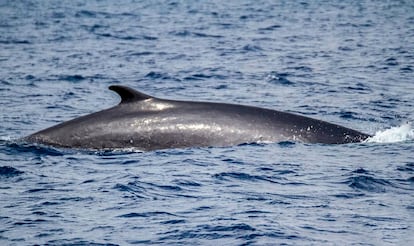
[118,211,177,218]
[0,166,24,178]
[345,172,394,193]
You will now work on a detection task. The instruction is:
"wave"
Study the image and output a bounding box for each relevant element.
[366,123,414,143]
[0,166,24,177]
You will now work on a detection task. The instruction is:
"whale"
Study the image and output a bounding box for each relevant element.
[25,85,371,151]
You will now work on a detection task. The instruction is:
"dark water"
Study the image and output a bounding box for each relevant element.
[1,0,414,245]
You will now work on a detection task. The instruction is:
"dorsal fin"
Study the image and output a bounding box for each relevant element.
[109,85,153,104]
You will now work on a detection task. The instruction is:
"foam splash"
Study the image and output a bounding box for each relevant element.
[366,123,414,143]
[0,136,12,141]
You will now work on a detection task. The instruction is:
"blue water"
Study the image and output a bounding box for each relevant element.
[1,0,414,245]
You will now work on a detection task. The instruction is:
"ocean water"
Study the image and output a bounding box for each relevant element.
[1,0,414,245]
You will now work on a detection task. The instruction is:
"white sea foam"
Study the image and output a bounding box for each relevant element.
[0,136,12,141]
[366,123,414,143]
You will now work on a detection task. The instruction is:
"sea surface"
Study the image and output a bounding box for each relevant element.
[1,0,414,245]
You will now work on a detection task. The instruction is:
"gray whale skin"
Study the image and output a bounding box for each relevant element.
[25,85,370,151]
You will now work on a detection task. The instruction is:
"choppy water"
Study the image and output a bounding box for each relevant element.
[1,0,414,245]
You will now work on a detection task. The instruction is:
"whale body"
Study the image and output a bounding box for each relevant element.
[25,85,370,151]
